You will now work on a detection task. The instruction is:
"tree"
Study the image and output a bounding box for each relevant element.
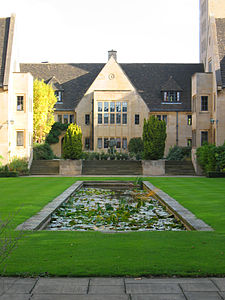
[33,79,57,143]
[128,137,144,154]
[142,116,167,160]
[63,123,82,159]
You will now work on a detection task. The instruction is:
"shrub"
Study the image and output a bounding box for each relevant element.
[46,122,69,144]
[196,143,217,173]
[215,143,225,172]
[166,145,191,161]
[0,166,18,177]
[128,138,144,154]
[63,124,82,159]
[8,157,29,175]
[33,143,55,160]
[142,116,167,160]
[0,155,3,167]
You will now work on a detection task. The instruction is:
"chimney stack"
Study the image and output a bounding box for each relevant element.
[108,50,117,61]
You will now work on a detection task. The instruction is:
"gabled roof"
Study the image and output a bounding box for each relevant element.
[216,18,225,88]
[160,76,183,92]
[0,17,10,87]
[0,15,15,89]
[20,63,104,110]
[20,62,204,112]
[45,76,64,91]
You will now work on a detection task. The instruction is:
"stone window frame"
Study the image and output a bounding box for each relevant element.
[85,137,90,150]
[55,90,63,103]
[163,91,180,103]
[85,114,90,125]
[97,138,102,149]
[16,95,25,112]
[201,130,208,146]
[187,115,192,126]
[201,96,208,111]
[97,101,128,126]
[135,114,140,125]
[16,130,25,147]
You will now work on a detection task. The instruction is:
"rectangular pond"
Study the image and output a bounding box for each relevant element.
[45,185,186,232]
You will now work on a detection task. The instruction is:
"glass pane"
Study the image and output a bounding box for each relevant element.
[104,102,109,112]
[17,131,24,146]
[98,138,102,148]
[63,115,68,124]
[116,102,121,112]
[110,102,115,112]
[17,96,24,111]
[116,113,121,124]
[104,113,109,124]
[98,114,102,124]
[122,114,127,124]
[110,114,115,124]
[122,138,127,149]
[104,138,108,148]
[122,102,127,112]
[135,114,139,125]
[58,115,62,123]
[70,115,74,123]
[116,138,121,148]
[98,102,102,112]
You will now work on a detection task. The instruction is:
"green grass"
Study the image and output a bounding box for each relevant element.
[0,177,225,277]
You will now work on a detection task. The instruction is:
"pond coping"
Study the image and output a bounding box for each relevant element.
[143,181,213,231]
[16,180,213,232]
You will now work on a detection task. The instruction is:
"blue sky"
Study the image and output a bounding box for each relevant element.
[1,0,200,63]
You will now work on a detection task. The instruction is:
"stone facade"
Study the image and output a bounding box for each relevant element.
[0,15,33,165]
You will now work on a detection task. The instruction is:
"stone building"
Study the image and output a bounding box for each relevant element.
[21,52,204,157]
[193,0,225,148]
[0,15,33,165]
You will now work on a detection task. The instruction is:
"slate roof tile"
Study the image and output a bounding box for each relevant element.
[20,62,204,112]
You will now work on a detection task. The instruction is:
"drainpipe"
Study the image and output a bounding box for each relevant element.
[176,111,179,146]
[91,98,94,150]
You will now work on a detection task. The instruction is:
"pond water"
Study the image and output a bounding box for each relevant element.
[46,187,186,231]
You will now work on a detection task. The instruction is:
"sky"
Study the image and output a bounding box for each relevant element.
[1,0,200,64]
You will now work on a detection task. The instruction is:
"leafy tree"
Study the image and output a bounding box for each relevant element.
[63,124,82,159]
[128,137,144,154]
[142,116,167,160]
[33,79,57,143]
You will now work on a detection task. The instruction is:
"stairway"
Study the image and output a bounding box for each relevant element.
[165,160,195,175]
[30,160,59,175]
[82,160,142,175]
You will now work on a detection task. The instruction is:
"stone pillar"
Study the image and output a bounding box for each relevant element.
[142,160,165,176]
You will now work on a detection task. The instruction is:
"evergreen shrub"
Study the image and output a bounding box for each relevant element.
[142,116,167,160]
[63,124,82,159]
[33,143,55,160]
[166,145,191,161]
[128,138,144,154]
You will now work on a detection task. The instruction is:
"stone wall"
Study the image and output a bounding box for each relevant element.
[142,160,165,176]
[59,159,82,176]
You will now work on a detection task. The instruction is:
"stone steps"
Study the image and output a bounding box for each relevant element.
[82,160,142,175]
[165,160,195,175]
[30,160,59,175]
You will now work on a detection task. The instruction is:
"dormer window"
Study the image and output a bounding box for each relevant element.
[55,91,63,103]
[163,91,180,103]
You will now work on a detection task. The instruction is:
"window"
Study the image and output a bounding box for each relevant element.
[187,139,192,147]
[116,113,121,124]
[85,114,90,125]
[116,138,121,149]
[69,114,74,123]
[201,96,208,111]
[122,138,127,149]
[187,115,192,126]
[98,138,102,149]
[104,113,109,124]
[135,114,139,125]
[63,114,68,124]
[116,102,121,112]
[85,137,90,149]
[98,114,102,124]
[162,115,167,124]
[201,131,208,146]
[110,102,115,112]
[122,113,127,124]
[17,96,24,111]
[163,91,180,102]
[17,131,24,146]
[122,102,127,112]
[55,91,62,102]
[104,138,109,148]
[110,114,115,124]
[58,115,62,123]
[98,102,102,112]
[104,102,109,112]
[157,115,161,121]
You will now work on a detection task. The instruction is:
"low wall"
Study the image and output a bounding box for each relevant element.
[59,160,82,176]
[142,160,165,176]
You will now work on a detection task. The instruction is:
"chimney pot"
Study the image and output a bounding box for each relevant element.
[108,50,117,61]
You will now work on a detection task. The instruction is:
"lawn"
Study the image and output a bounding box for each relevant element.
[0,177,225,277]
